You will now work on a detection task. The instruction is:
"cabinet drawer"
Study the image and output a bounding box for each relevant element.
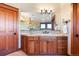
[40,36,57,41]
[28,36,39,40]
[57,37,67,39]
[58,39,67,43]
[58,47,67,54]
[58,43,67,47]
[40,36,51,39]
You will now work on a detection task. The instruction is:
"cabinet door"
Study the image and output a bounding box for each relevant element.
[57,37,67,55]
[47,37,57,55]
[27,36,39,55]
[21,35,27,52]
[40,40,48,55]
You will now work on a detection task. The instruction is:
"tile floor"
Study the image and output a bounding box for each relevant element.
[6,50,27,56]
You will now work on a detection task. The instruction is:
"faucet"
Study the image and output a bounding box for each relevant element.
[43,31,49,34]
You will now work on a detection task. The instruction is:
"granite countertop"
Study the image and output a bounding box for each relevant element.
[21,32,68,37]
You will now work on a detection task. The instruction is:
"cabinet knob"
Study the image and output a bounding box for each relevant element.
[75,34,79,37]
[13,33,16,35]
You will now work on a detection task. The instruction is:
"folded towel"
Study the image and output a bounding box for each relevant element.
[63,24,67,33]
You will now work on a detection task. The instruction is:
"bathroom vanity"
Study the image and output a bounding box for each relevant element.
[21,33,68,55]
[20,9,68,55]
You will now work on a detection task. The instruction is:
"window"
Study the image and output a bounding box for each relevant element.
[47,24,52,29]
[40,22,52,30]
[40,24,46,29]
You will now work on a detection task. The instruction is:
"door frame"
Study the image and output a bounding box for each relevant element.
[71,3,78,55]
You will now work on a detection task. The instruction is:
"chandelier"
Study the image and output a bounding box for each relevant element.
[40,9,52,14]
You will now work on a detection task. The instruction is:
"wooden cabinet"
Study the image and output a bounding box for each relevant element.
[27,36,39,55]
[21,35,67,55]
[40,37,48,55]
[40,36,57,55]
[21,36,40,55]
[57,37,67,55]
[21,35,27,53]
[47,37,57,55]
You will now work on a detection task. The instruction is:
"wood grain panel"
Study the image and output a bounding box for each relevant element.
[28,40,35,54]
[57,37,67,55]
[0,35,6,51]
[40,41,48,54]
[27,36,39,55]
[21,35,67,55]
[48,40,57,54]
[0,9,5,31]
[0,3,18,55]
[71,3,79,55]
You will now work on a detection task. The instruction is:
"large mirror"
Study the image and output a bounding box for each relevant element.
[20,12,55,31]
[19,3,72,34]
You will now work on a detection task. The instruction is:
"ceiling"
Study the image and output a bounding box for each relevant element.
[5,3,62,12]
[5,3,71,12]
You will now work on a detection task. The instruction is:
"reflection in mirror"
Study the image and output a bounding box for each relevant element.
[47,23,52,29]
[40,22,53,30]
[20,12,55,31]
[40,24,45,29]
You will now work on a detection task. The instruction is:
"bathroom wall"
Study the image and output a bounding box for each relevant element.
[56,4,72,55]
[55,4,72,32]
[60,4,72,55]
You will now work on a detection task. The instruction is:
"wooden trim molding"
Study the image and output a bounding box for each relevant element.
[71,3,77,55]
[0,3,18,12]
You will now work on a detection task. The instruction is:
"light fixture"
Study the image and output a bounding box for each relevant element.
[40,9,53,14]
